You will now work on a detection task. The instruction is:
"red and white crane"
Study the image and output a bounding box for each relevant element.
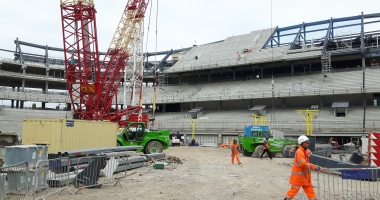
[60,0,150,124]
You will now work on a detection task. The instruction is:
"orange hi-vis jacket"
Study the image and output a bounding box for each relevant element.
[263,140,269,150]
[231,143,240,154]
[289,146,316,186]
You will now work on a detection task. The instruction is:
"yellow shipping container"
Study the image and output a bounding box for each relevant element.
[22,118,118,154]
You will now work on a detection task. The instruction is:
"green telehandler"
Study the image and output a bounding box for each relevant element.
[238,125,298,158]
[117,122,170,154]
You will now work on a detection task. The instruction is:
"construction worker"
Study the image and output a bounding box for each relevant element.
[230,139,241,165]
[260,137,272,160]
[284,135,321,200]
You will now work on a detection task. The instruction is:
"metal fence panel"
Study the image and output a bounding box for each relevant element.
[74,154,129,194]
[34,158,73,199]
[317,168,380,199]
[0,161,29,199]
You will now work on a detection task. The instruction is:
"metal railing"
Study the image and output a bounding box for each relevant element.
[0,161,30,199]
[317,168,380,199]
[154,120,380,133]
[33,158,74,199]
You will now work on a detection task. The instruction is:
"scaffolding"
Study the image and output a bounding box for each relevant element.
[320,52,333,82]
[157,72,168,87]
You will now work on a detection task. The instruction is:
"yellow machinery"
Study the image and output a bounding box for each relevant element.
[295,109,319,136]
[252,114,272,126]
[188,120,200,140]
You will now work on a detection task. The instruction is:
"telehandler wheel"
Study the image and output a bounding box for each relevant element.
[145,141,163,154]
[254,145,264,157]
[117,141,122,146]
[242,148,253,157]
[281,145,292,158]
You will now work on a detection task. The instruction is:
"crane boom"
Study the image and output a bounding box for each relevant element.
[60,0,150,123]
[60,0,102,120]
[100,0,150,121]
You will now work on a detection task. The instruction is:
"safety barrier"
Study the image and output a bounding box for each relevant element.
[33,158,74,199]
[73,154,131,194]
[0,161,30,199]
[317,168,380,199]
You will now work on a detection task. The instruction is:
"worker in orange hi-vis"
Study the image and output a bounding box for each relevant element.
[284,135,322,200]
[230,139,241,165]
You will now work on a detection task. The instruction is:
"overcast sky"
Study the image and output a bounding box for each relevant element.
[0,0,379,60]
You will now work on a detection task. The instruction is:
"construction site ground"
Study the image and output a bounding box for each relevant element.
[53,146,322,200]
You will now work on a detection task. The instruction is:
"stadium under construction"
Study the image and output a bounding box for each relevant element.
[1,12,380,145]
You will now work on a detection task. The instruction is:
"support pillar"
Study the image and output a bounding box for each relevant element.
[291,64,294,76]
[218,101,222,111]
[66,103,71,111]
[45,82,49,94]
[21,79,25,92]
[233,70,236,81]
[183,133,187,144]
[218,133,222,145]
[260,67,264,79]
[20,101,24,109]
[16,100,19,109]
[282,98,286,109]
[162,104,166,113]
[319,96,324,108]
[42,102,46,109]
[11,100,14,108]
[248,100,253,110]
[208,73,211,83]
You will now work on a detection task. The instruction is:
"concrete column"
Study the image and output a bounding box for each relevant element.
[66,103,72,111]
[42,102,46,109]
[319,96,324,108]
[183,133,187,144]
[162,104,166,112]
[291,64,294,76]
[248,100,253,110]
[16,100,19,108]
[21,79,25,92]
[20,101,24,109]
[282,98,286,109]
[363,94,367,107]
[218,101,222,111]
[260,67,264,79]
[208,73,211,83]
[218,133,222,145]
[233,70,236,81]
[11,100,14,108]
[45,82,49,94]
[12,86,15,92]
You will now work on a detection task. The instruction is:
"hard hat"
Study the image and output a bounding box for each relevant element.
[233,139,237,143]
[298,135,309,144]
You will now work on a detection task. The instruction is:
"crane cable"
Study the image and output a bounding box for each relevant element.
[152,0,158,125]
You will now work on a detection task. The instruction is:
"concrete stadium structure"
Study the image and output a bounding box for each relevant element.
[1,12,380,144]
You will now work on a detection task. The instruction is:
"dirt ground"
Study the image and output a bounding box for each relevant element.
[48,146,320,200]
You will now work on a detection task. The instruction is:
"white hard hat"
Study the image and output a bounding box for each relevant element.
[298,135,309,144]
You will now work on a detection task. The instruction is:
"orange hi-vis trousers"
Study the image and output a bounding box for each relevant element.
[231,151,240,164]
[284,184,316,200]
